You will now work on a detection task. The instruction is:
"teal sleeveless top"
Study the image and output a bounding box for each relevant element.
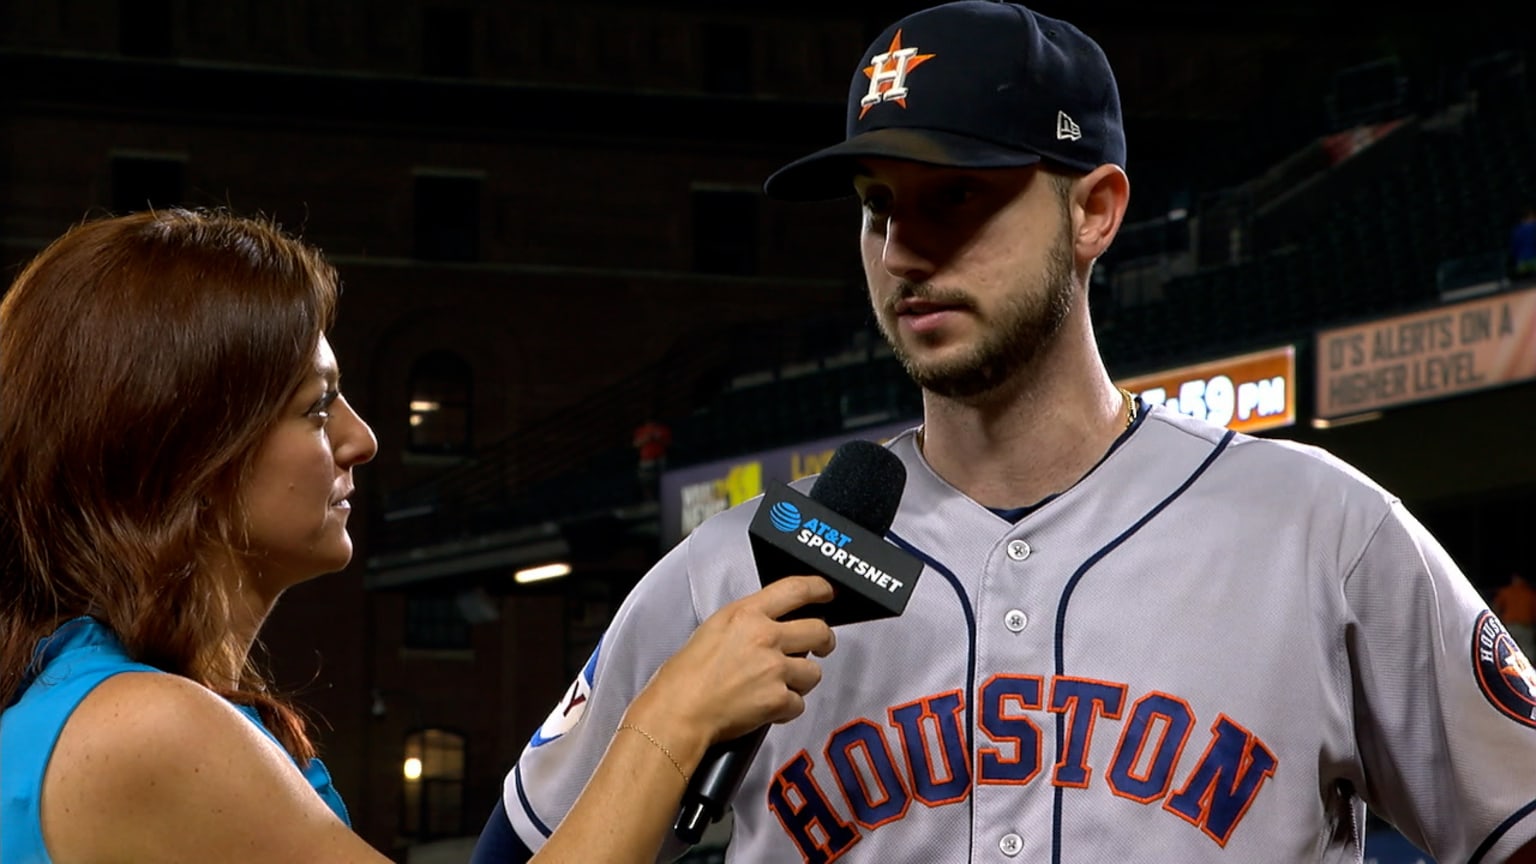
[0,617,349,863]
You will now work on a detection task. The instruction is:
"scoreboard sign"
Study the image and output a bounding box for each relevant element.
[1117,345,1297,433]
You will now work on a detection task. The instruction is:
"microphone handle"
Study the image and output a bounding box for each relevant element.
[673,723,771,844]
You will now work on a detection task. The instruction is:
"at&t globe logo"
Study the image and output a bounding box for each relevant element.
[770,500,802,533]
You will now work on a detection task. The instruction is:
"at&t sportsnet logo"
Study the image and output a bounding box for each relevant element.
[1473,610,1536,727]
[769,500,801,533]
[770,501,906,595]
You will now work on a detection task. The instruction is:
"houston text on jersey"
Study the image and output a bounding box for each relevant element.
[765,675,1276,863]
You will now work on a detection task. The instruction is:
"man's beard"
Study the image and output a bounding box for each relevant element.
[878,228,1076,401]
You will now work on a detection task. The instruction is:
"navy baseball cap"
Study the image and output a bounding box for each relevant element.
[763,0,1125,201]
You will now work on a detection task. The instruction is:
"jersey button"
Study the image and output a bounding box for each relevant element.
[1004,609,1028,632]
[1006,539,1031,561]
[999,833,1023,856]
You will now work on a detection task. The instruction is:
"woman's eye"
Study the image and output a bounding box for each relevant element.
[307,390,340,421]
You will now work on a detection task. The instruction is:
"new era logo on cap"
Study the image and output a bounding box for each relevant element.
[1057,111,1081,141]
[763,0,1126,201]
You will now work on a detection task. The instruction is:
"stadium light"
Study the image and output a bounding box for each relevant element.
[515,562,572,584]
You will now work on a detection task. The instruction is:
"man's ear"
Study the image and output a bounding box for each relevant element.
[1072,163,1130,262]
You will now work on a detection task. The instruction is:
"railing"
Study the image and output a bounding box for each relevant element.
[369,312,876,556]
[372,325,737,554]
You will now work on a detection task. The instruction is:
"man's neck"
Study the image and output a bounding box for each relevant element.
[916,343,1129,511]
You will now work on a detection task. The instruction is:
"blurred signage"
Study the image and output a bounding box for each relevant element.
[659,418,917,547]
[1321,119,1406,165]
[1315,286,1536,419]
[1118,345,1296,433]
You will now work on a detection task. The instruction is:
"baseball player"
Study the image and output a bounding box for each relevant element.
[473,2,1536,862]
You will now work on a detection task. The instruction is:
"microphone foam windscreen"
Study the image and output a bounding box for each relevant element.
[808,439,907,535]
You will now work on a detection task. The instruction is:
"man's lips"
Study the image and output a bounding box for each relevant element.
[893,297,970,335]
[894,297,968,316]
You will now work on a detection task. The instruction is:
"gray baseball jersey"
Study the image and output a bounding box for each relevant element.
[501,405,1536,862]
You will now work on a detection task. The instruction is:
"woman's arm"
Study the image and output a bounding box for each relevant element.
[43,670,395,864]
[530,574,836,864]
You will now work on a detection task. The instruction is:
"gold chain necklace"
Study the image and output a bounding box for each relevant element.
[1119,388,1138,430]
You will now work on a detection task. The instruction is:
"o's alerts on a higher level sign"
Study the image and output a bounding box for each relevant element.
[1117,345,1297,434]
[1315,286,1536,420]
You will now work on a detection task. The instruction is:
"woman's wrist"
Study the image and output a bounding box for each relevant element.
[620,690,712,779]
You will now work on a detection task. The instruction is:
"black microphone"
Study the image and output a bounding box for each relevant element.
[672,439,924,844]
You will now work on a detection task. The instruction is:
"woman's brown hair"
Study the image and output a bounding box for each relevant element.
[0,208,340,763]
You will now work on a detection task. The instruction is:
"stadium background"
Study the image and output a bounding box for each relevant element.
[2,2,1532,861]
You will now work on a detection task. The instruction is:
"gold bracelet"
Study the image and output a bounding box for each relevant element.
[617,723,690,783]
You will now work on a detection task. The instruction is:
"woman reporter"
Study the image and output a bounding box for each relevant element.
[0,208,835,864]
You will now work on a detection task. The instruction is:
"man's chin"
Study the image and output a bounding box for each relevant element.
[902,358,1013,401]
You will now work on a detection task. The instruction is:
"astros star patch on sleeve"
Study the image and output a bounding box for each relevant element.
[1473,611,1536,728]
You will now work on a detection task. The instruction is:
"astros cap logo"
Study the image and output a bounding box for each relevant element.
[859,30,936,119]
